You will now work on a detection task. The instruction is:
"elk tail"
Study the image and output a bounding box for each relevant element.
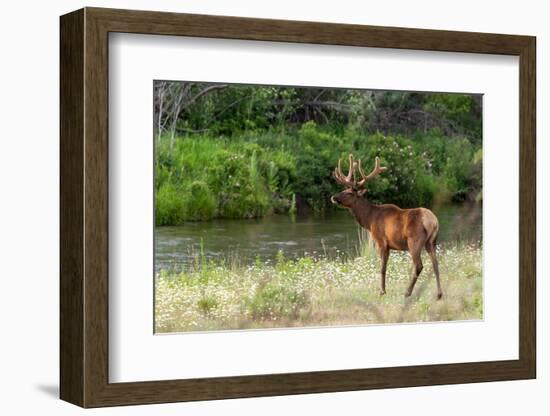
[421,209,439,247]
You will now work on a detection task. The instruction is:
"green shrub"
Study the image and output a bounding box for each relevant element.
[352,133,436,207]
[248,282,310,320]
[442,138,475,202]
[197,295,218,315]
[154,123,482,225]
[156,182,185,226]
[184,181,216,220]
[209,148,271,219]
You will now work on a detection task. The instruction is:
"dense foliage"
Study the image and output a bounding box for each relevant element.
[154,84,482,226]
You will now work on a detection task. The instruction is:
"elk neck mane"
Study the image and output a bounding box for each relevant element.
[347,196,400,232]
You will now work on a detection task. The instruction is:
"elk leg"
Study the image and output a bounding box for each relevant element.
[426,241,443,300]
[378,245,389,295]
[405,244,423,297]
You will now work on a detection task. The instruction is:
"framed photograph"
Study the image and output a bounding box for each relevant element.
[60,7,536,408]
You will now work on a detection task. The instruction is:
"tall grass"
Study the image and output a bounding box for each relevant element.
[155,123,482,225]
[155,136,294,225]
[155,242,482,333]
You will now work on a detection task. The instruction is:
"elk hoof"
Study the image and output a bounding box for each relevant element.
[379,290,386,296]
[404,291,412,298]
[437,292,443,300]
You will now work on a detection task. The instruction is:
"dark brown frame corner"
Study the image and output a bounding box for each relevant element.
[60,7,536,408]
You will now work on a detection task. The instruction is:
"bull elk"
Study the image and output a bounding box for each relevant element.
[331,154,442,299]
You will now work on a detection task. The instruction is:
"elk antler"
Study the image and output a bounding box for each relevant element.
[333,154,357,188]
[357,156,387,187]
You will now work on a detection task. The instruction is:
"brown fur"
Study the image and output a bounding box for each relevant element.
[331,189,442,299]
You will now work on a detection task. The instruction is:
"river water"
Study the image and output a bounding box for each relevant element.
[155,203,482,273]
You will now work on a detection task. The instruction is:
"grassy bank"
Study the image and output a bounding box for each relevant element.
[155,242,482,333]
[155,123,482,225]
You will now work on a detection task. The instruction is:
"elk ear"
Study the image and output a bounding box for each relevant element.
[358,189,367,196]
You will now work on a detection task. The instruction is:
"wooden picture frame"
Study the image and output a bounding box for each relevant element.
[60,7,536,408]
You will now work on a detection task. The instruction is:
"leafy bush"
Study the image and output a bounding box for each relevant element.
[197,295,218,315]
[351,133,436,207]
[248,282,310,321]
[155,121,482,225]
[156,182,185,226]
[184,181,216,220]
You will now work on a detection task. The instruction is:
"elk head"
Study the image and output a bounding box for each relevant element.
[330,154,387,208]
